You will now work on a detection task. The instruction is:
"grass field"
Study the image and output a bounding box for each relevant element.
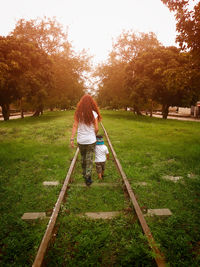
[0,110,200,266]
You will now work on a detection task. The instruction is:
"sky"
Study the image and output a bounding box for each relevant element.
[0,0,178,64]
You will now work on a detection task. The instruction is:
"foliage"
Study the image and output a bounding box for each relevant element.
[96,31,160,111]
[48,47,90,110]
[161,0,200,62]
[0,36,51,120]
[11,17,68,55]
[96,26,200,118]
[110,30,160,63]
[96,61,129,109]
[0,17,90,120]
[126,46,198,118]
[11,17,89,115]
[160,1,200,118]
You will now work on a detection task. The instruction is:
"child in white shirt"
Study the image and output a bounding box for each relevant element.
[95,135,109,180]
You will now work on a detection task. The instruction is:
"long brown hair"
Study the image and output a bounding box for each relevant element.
[75,94,101,125]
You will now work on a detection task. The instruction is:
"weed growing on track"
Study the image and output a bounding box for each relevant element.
[1,110,200,266]
[0,111,75,266]
[45,216,155,267]
[101,110,200,266]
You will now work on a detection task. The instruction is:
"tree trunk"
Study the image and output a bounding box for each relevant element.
[33,104,43,117]
[150,100,153,117]
[20,99,24,119]
[1,103,10,121]
[162,104,169,119]
[33,109,40,117]
[133,105,142,116]
[21,109,24,118]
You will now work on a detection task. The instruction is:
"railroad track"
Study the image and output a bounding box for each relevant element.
[32,123,166,267]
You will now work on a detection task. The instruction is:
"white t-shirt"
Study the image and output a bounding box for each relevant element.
[77,111,98,144]
[95,144,109,162]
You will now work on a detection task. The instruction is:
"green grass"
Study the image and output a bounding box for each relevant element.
[101,110,200,266]
[45,216,155,267]
[0,111,75,266]
[1,110,200,266]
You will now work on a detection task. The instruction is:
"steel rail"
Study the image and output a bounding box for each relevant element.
[101,122,166,267]
[32,147,79,267]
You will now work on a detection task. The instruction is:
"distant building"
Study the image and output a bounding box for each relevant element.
[169,101,200,118]
[169,106,191,116]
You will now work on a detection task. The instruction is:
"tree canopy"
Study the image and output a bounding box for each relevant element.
[127,46,197,118]
[0,36,51,120]
[95,28,200,118]
[96,31,160,111]
[162,0,200,62]
[0,17,90,120]
[1,9,200,121]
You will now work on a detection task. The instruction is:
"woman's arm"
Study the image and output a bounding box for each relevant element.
[70,119,78,148]
[94,118,99,135]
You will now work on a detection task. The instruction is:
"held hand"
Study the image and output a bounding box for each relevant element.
[70,139,74,148]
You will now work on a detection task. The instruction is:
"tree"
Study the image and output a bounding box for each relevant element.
[12,17,68,55]
[110,30,160,63]
[125,68,155,115]
[96,61,129,109]
[11,17,89,114]
[10,18,68,116]
[96,31,160,110]
[127,46,196,118]
[0,36,51,120]
[48,48,87,110]
[161,0,200,62]
[47,43,90,110]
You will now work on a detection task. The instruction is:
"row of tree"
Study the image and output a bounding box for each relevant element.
[0,17,90,120]
[1,1,199,120]
[95,0,200,118]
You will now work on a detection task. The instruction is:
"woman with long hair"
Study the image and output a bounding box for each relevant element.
[70,94,102,186]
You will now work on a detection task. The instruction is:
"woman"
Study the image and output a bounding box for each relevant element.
[70,95,102,186]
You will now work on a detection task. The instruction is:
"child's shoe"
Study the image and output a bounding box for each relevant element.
[85,177,93,186]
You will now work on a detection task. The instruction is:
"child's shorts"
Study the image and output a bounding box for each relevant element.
[95,162,106,173]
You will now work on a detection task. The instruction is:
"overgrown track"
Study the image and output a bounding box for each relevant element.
[101,123,165,267]
[32,148,79,267]
[32,124,166,267]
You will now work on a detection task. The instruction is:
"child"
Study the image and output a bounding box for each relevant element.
[95,135,109,180]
